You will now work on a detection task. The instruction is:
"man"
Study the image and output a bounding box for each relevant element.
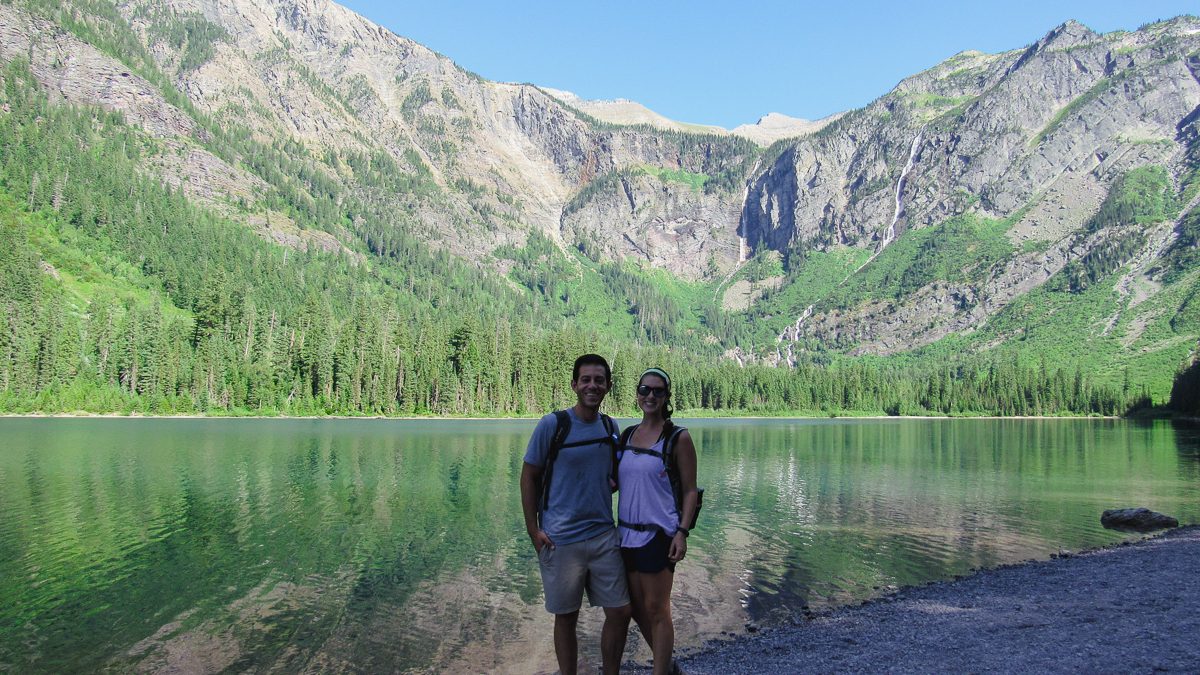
[521,354,632,675]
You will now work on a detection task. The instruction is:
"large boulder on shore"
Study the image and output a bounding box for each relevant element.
[1101,508,1179,532]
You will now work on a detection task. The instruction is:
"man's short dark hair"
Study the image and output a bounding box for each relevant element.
[572,354,611,383]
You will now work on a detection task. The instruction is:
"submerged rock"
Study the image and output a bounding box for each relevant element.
[1101,508,1179,532]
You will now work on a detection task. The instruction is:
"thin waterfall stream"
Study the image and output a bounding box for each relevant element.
[713,157,762,303]
[852,128,925,275]
[767,130,926,357]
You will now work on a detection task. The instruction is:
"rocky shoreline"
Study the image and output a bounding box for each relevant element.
[669,525,1200,675]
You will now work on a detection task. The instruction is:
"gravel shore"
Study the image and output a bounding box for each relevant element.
[674,525,1200,675]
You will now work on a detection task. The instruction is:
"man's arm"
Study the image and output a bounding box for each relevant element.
[520,461,555,553]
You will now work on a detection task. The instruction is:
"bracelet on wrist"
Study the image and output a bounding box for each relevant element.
[676,527,689,538]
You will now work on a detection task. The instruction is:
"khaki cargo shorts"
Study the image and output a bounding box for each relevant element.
[537,528,630,614]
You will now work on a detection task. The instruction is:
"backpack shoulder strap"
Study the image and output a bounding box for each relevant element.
[539,410,572,526]
[613,422,637,487]
[617,423,638,449]
[662,423,686,469]
[661,422,690,526]
[600,413,617,439]
[602,414,619,487]
[546,410,572,468]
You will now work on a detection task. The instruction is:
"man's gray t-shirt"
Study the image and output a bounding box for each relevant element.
[524,409,620,546]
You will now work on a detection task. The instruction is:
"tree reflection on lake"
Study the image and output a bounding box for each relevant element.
[1,417,1196,674]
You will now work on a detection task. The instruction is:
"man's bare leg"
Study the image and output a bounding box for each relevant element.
[601,603,632,675]
[554,611,580,675]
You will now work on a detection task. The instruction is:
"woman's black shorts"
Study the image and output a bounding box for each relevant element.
[621,531,676,574]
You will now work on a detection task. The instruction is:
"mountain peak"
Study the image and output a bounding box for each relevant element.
[1040,19,1098,49]
[538,88,727,135]
[730,112,845,146]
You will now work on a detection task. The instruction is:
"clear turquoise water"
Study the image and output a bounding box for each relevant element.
[1,417,1196,674]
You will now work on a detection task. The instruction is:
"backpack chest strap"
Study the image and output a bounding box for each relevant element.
[559,436,617,449]
[621,446,665,460]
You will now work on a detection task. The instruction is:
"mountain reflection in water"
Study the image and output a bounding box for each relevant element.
[1,417,1196,674]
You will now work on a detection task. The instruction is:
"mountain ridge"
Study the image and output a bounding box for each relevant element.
[537,87,846,146]
[1,0,1198,410]
[735,15,1200,372]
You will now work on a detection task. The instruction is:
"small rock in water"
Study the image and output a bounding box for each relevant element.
[1100,508,1179,532]
[745,623,758,633]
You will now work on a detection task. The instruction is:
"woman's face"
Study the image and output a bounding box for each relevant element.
[637,374,669,416]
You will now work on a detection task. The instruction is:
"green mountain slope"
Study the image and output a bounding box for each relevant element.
[0,0,1197,416]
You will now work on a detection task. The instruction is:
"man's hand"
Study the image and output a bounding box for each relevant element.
[530,528,555,554]
[521,461,552,554]
[668,532,687,562]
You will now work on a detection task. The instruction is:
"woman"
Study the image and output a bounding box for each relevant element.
[617,368,699,675]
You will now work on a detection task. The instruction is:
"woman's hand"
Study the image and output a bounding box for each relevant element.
[669,531,687,562]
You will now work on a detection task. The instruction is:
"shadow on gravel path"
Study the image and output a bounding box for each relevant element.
[682,525,1200,675]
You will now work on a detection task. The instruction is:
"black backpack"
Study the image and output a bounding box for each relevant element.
[537,409,619,528]
[614,422,704,535]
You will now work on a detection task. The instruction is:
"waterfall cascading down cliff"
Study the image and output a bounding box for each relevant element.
[768,129,927,361]
[853,128,925,274]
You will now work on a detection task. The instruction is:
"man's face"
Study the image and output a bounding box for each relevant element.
[571,364,611,410]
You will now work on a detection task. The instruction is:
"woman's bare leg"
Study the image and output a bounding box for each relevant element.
[626,568,675,675]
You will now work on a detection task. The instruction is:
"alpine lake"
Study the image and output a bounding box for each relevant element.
[2,417,1197,674]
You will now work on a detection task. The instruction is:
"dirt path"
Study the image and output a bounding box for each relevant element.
[675,526,1200,675]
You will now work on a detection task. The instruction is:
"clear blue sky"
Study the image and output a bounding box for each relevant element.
[336,0,1196,130]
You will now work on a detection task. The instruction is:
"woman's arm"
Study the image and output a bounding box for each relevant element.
[669,430,698,562]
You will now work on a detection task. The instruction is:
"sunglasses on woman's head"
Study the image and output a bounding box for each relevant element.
[637,384,668,398]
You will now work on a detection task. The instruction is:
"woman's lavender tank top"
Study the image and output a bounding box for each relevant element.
[617,436,679,548]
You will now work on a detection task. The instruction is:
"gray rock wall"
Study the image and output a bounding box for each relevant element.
[736,17,1200,355]
[8,0,1200,356]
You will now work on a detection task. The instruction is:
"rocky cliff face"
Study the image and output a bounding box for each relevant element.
[740,18,1200,356]
[561,172,742,279]
[126,0,757,273]
[5,0,753,275]
[746,22,1199,250]
[5,0,1199,363]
